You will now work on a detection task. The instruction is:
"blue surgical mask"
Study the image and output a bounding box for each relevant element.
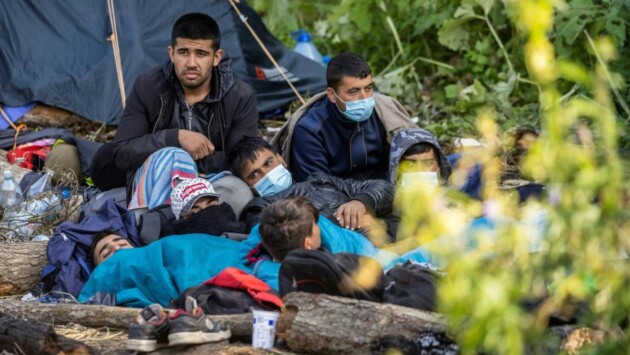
[333,91,375,122]
[254,164,293,196]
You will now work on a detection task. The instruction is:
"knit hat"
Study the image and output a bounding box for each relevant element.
[171,178,219,220]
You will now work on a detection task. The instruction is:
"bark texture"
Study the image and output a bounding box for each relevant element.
[276,292,456,354]
[0,312,93,354]
[0,241,48,296]
[0,300,254,339]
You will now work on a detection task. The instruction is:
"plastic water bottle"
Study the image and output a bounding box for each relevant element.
[292,30,324,66]
[1,170,22,209]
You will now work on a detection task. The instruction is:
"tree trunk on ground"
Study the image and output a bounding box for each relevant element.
[276,292,455,354]
[0,242,48,296]
[0,300,254,340]
[0,313,93,355]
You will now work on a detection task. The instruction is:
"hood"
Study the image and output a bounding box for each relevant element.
[388,128,452,185]
[162,55,237,101]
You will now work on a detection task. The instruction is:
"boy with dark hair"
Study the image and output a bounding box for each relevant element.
[388,128,452,187]
[271,52,416,183]
[259,196,321,262]
[229,137,398,242]
[90,230,134,266]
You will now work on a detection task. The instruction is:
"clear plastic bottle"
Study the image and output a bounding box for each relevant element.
[1,170,22,209]
[292,30,324,66]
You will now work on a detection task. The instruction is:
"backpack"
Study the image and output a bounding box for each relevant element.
[279,249,384,303]
[170,268,282,315]
[382,261,440,312]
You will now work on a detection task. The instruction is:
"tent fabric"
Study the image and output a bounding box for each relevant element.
[0,0,326,125]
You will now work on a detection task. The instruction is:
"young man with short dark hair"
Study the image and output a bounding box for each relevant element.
[228,137,398,243]
[99,13,258,208]
[272,52,416,183]
[90,230,134,266]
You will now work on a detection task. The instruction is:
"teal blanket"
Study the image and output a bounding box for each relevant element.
[78,216,429,307]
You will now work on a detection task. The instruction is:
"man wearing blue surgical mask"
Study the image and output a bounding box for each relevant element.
[228,137,400,244]
[271,53,416,183]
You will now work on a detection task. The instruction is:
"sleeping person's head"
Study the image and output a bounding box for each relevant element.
[91,230,133,266]
[259,196,321,262]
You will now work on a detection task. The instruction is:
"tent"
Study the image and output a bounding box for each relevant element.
[0,0,326,125]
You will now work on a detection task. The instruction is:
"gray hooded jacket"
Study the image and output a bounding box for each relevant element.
[388,128,452,185]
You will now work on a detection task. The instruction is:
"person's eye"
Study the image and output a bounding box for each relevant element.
[197,52,209,57]
[366,86,373,92]
[178,50,187,55]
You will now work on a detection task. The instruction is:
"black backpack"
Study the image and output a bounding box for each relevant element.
[279,249,384,303]
[382,261,440,312]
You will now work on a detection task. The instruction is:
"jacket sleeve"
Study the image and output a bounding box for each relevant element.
[112,80,180,173]
[224,81,259,155]
[332,175,395,217]
[290,122,332,182]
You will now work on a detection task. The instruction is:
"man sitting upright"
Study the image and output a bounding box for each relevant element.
[272,52,416,182]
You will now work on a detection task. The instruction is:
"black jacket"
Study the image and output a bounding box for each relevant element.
[113,59,258,192]
[240,172,396,235]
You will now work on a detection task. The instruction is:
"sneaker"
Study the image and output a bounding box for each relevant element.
[168,297,231,346]
[127,304,170,352]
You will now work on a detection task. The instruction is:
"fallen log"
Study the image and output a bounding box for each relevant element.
[0,300,254,339]
[0,312,93,354]
[276,292,455,354]
[0,241,48,296]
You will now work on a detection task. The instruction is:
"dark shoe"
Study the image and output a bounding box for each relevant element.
[168,297,231,346]
[127,304,170,352]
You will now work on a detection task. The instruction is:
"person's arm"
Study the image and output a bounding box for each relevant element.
[112,80,180,173]
[290,123,331,182]
[333,177,395,229]
[224,81,259,153]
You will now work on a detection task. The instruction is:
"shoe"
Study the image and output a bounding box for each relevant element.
[127,304,170,352]
[168,297,231,346]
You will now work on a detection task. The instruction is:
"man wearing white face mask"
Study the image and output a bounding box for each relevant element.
[228,137,399,244]
[271,53,416,183]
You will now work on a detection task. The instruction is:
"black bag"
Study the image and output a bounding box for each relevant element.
[382,261,440,312]
[279,249,384,303]
[170,284,264,315]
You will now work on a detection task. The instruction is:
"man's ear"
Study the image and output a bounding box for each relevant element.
[213,49,224,66]
[326,87,337,104]
[276,153,287,167]
[303,236,312,250]
[168,46,174,63]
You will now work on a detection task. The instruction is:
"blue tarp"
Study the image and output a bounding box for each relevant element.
[0,1,326,124]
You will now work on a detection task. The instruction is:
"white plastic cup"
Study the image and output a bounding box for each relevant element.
[251,309,280,349]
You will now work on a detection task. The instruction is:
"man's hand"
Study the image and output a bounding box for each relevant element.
[334,200,367,230]
[178,130,215,160]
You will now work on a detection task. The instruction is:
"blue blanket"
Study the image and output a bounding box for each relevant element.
[78,216,429,307]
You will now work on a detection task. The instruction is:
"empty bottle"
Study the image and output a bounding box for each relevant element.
[1,170,22,209]
[292,30,324,66]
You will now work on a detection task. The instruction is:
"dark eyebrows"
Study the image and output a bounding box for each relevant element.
[98,237,123,257]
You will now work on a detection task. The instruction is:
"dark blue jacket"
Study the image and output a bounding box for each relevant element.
[46,198,140,297]
[290,98,389,182]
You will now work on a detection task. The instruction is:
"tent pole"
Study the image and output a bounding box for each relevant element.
[107,0,127,109]
[227,0,306,105]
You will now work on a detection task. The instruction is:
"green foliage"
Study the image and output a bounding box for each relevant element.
[254,0,630,147]
[253,0,630,353]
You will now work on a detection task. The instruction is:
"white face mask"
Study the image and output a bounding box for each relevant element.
[400,172,439,188]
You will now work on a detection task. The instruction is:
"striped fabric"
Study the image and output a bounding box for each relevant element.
[128,147,198,209]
